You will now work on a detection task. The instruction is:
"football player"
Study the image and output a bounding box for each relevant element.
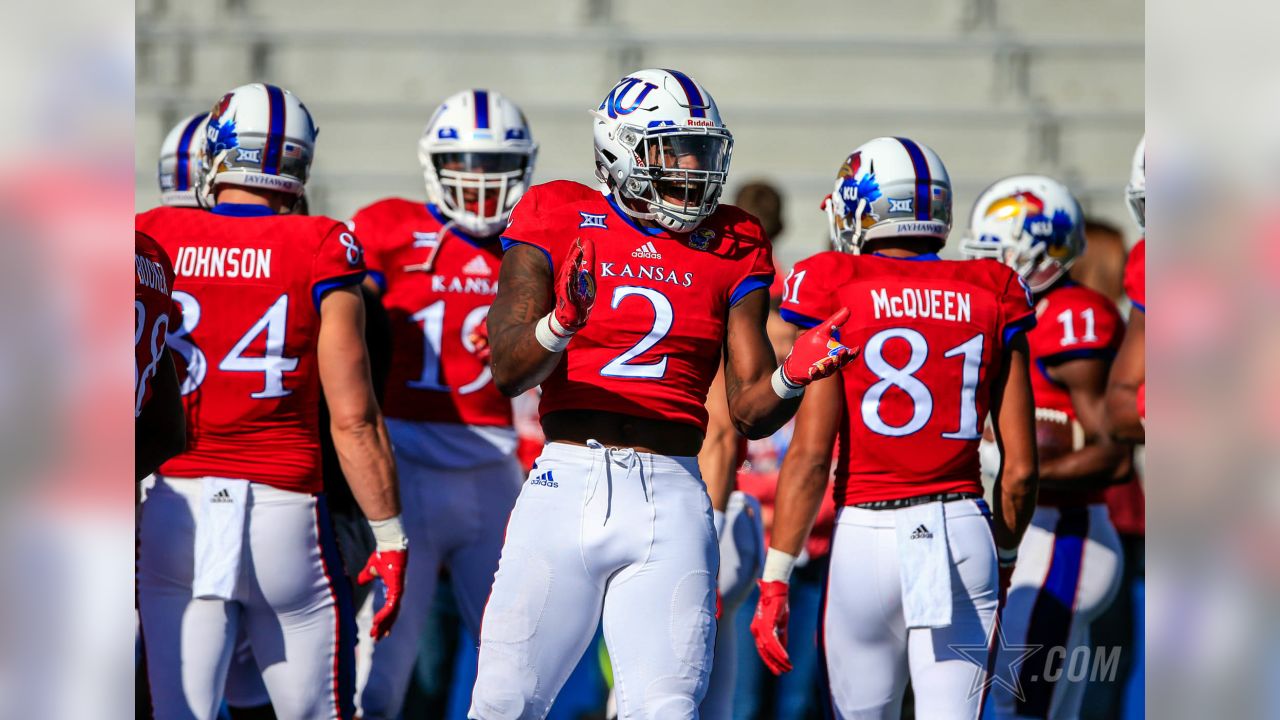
[470,69,855,718]
[1107,136,1146,441]
[751,138,1040,719]
[136,83,406,720]
[135,229,184,482]
[962,176,1129,718]
[348,89,537,720]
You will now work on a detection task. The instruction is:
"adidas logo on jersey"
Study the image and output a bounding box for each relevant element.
[631,241,662,259]
[910,524,933,540]
[530,470,558,488]
[462,255,492,276]
[211,489,234,504]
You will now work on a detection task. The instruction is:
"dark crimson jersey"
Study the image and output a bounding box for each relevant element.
[136,204,366,493]
[1125,239,1145,312]
[350,199,510,426]
[502,180,774,431]
[135,231,179,418]
[780,252,1035,505]
[1027,282,1124,420]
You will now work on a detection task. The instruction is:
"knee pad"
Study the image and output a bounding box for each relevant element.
[643,676,700,720]
[471,648,541,720]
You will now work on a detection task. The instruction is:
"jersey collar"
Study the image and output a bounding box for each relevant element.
[871,251,941,261]
[425,203,497,247]
[211,202,277,217]
[605,194,667,238]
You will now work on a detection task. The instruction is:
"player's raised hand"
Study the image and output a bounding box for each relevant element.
[554,237,596,334]
[359,548,409,640]
[776,307,857,396]
[468,316,492,364]
[750,580,793,674]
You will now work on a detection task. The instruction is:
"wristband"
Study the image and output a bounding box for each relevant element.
[997,546,1018,567]
[762,548,798,583]
[770,366,805,400]
[535,313,574,353]
[369,515,408,551]
[712,509,726,541]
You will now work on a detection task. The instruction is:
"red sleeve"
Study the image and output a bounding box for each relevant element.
[1124,239,1145,312]
[500,185,555,271]
[311,222,368,310]
[779,252,844,329]
[1031,288,1124,364]
[729,221,776,307]
[348,204,388,288]
[997,265,1037,344]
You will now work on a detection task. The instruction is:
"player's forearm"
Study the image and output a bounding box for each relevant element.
[699,428,737,513]
[490,323,562,397]
[994,458,1037,550]
[1039,442,1130,489]
[331,415,400,521]
[1105,383,1145,443]
[729,380,802,440]
[769,451,831,556]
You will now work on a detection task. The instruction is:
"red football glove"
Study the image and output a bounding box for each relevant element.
[468,316,491,364]
[715,588,723,620]
[750,580,793,675]
[780,307,856,388]
[358,548,408,640]
[553,238,596,334]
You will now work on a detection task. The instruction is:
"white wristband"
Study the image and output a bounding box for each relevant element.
[771,366,805,399]
[535,313,574,353]
[712,509,726,541]
[369,515,408,551]
[762,548,798,583]
[997,546,1018,566]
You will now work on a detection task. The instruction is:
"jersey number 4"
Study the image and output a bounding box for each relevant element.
[862,327,985,439]
[167,291,299,399]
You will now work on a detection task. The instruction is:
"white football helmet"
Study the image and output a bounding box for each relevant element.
[418,89,537,238]
[823,137,952,254]
[198,83,317,208]
[1126,135,1145,232]
[157,112,209,207]
[960,174,1085,294]
[592,69,732,233]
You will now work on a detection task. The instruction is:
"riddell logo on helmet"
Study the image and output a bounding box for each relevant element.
[684,118,716,127]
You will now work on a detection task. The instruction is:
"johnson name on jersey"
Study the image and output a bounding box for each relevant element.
[502,180,775,430]
[136,204,366,492]
[135,231,179,418]
[350,198,511,427]
[780,251,1035,505]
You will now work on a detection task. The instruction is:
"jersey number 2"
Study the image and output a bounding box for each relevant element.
[600,286,673,379]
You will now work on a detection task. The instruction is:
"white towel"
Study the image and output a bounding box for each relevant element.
[896,502,952,628]
[193,477,250,601]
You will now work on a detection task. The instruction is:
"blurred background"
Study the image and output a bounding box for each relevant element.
[134,0,1144,265]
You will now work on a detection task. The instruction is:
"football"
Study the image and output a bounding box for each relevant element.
[1035,407,1084,462]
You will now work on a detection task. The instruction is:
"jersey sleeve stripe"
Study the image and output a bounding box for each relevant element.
[1002,312,1037,344]
[779,307,822,329]
[366,269,387,292]
[729,274,774,307]
[500,237,553,273]
[312,271,367,310]
[1037,347,1116,367]
[1130,300,1145,314]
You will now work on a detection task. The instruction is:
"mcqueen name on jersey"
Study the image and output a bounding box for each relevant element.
[173,245,272,280]
[598,262,695,288]
[871,287,972,323]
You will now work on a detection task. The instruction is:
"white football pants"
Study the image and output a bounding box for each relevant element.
[137,477,355,720]
[469,441,718,720]
[358,453,524,719]
[992,503,1122,719]
[821,499,1000,720]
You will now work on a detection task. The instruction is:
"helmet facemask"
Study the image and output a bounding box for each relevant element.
[1126,184,1145,232]
[424,150,534,237]
[608,124,732,233]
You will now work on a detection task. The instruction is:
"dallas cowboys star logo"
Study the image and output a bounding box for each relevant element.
[949,619,1043,702]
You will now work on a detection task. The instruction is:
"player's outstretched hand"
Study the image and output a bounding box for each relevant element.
[469,316,492,364]
[780,307,857,389]
[359,548,409,640]
[750,580,793,674]
[554,237,596,334]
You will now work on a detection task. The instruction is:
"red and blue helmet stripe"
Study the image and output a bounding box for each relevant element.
[894,137,933,221]
[473,89,490,129]
[262,84,287,175]
[662,69,707,119]
[175,112,208,191]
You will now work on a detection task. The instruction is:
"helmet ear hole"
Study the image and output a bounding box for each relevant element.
[601,149,618,164]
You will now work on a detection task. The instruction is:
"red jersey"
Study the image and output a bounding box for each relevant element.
[135,231,179,418]
[502,181,774,431]
[1026,282,1124,505]
[1124,239,1145,312]
[780,252,1035,505]
[350,199,510,427]
[135,204,367,493]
